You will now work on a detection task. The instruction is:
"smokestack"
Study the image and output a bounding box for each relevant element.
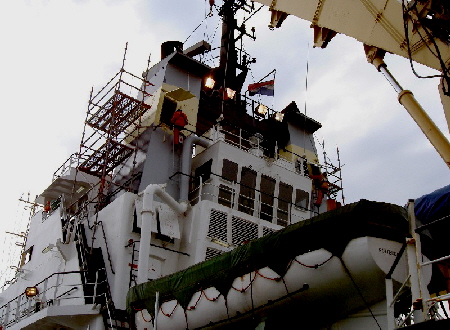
[161,41,183,59]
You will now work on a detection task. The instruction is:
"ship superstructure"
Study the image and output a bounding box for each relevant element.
[0,1,448,330]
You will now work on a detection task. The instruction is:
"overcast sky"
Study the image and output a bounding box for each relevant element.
[0,0,448,282]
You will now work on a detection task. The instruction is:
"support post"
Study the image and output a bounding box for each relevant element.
[386,278,395,330]
[406,237,424,323]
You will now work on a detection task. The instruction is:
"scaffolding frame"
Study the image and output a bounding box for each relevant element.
[320,140,345,205]
[76,45,152,205]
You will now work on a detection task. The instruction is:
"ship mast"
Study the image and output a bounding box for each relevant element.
[219,0,237,91]
[216,0,255,93]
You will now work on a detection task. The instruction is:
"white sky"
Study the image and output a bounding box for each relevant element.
[0,0,448,282]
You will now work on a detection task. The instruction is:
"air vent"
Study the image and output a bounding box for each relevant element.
[231,216,258,245]
[263,227,276,237]
[208,209,227,242]
[205,247,224,260]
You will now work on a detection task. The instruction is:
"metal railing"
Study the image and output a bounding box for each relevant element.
[0,269,108,328]
[188,173,309,227]
[208,123,312,176]
[385,203,450,329]
[52,153,79,182]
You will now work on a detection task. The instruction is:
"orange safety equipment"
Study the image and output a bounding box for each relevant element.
[171,109,188,127]
[310,173,329,206]
[171,110,188,145]
[44,201,51,212]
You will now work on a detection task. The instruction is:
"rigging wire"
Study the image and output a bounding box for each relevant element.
[339,257,382,330]
[183,11,211,45]
[302,42,311,155]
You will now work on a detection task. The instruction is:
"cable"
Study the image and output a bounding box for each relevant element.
[440,301,449,319]
[339,257,382,330]
[402,1,443,80]
[401,0,450,96]
[184,12,210,44]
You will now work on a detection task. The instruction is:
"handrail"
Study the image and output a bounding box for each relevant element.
[185,172,311,227]
[52,153,79,181]
[0,270,88,310]
[0,269,111,328]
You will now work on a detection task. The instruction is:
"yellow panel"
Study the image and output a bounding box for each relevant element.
[278,144,319,164]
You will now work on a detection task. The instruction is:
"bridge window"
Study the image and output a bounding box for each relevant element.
[260,175,275,222]
[295,189,309,210]
[277,182,293,226]
[238,167,256,216]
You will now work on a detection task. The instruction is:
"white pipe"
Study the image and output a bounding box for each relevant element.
[138,184,188,284]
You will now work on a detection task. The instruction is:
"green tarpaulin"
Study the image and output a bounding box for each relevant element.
[126,199,408,315]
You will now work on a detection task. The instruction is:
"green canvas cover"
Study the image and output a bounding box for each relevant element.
[126,199,408,315]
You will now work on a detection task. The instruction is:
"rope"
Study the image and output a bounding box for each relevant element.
[187,290,221,310]
[184,12,210,44]
[250,272,255,320]
[160,301,179,317]
[339,257,382,330]
[302,43,311,155]
[440,301,449,319]
[184,308,189,329]
[140,309,153,322]
[231,273,257,292]
[255,270,282,281]
[293,253,334,269]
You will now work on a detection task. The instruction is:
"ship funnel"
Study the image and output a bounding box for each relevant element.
[161,41,183,59]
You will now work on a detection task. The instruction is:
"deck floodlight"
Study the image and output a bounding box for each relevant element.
[205,77,215,89]
[256,104,268,116]
[226,87,236,99]
[274,112,284,122]
[25,286,38,298]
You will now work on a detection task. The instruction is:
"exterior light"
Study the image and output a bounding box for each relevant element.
[42,244,55,254]
[25,286,38,298]
[205,77,215,89]
[274,112,284,122]
[256,104,268,116]
[226,88,236,99]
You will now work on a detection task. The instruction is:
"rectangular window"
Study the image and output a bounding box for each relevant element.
[218,184,233,208]
[189,159,212,204]
[238,167,256,215]
[195,159,212,184]
[222,159,238,182]
[260,175,275,222]
[277,182,293,226]
[20,246,33,266]
[295,189,309,210]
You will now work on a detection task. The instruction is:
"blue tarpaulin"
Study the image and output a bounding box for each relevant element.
[415,184,450,260]
[415,184,450,224]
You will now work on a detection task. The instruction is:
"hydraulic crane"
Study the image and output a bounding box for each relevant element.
[255,0,450,168]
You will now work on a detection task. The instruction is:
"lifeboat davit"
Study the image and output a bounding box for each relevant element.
[127,200,429,329]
